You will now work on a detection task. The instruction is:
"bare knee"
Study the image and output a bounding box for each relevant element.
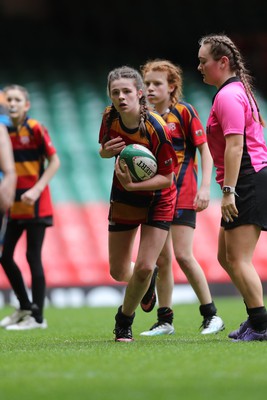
[110,270,127,282]
[175,252,192,272]
[134,264,153,283]
[157,252,172,270]
[217,250,230,271]
[217,253,226,269]
[110,263,131,282]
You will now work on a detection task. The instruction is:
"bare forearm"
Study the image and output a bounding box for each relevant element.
[199,144,213,188]
[224,141,243,186]
[34,154,60,193]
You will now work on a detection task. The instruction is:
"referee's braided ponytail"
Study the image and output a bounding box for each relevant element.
[199,34,265,127]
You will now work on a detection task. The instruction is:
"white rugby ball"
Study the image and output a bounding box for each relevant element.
[119,144,157,182]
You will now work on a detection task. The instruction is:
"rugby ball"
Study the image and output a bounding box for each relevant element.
[119,144,157,182]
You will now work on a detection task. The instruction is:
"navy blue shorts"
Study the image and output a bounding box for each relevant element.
[172,209,196,228]
[108,219,171,232]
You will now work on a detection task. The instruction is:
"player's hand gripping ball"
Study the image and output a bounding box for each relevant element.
[119,144,157,182]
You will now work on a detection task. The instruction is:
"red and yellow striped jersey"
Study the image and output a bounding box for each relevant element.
[8,117,57,221]
[99,109,177,223]
[165,101,207,209]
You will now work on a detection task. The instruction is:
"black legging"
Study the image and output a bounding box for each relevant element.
[0,222,46,319]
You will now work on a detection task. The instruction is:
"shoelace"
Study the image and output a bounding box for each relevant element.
[113,327,132,339]
[149,322,169,330]
[200,316,213,330]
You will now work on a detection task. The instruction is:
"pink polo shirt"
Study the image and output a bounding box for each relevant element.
[206,79,267,185]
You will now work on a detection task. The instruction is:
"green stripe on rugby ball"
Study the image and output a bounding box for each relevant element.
[119,144,157,182]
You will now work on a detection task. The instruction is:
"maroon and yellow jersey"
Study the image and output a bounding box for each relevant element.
[165,101,207,209]
[99,108,177,224]
[8,117,57,221]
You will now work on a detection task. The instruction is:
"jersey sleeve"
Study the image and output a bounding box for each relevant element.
[33,123,57,157]
[182,104,207,147]
[154,125,178,176]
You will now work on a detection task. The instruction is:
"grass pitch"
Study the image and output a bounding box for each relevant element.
[0,297,267,400]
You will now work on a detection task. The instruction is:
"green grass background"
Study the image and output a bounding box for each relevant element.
[0,297,267,400]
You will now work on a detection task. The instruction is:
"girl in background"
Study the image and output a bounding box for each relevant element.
[140,59,224,336]
[0,85,60,330]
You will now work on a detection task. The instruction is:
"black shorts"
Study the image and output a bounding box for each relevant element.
[108,219,171,232]
[172,209,196,228]
[222,167,267,231]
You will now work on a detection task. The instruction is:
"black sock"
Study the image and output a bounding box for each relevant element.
[247,307,267,331]
[157,307,173,324]
[20,302,32,311]
[115,306,135,328]
[199,301,217,319]
[31,303,43,323]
